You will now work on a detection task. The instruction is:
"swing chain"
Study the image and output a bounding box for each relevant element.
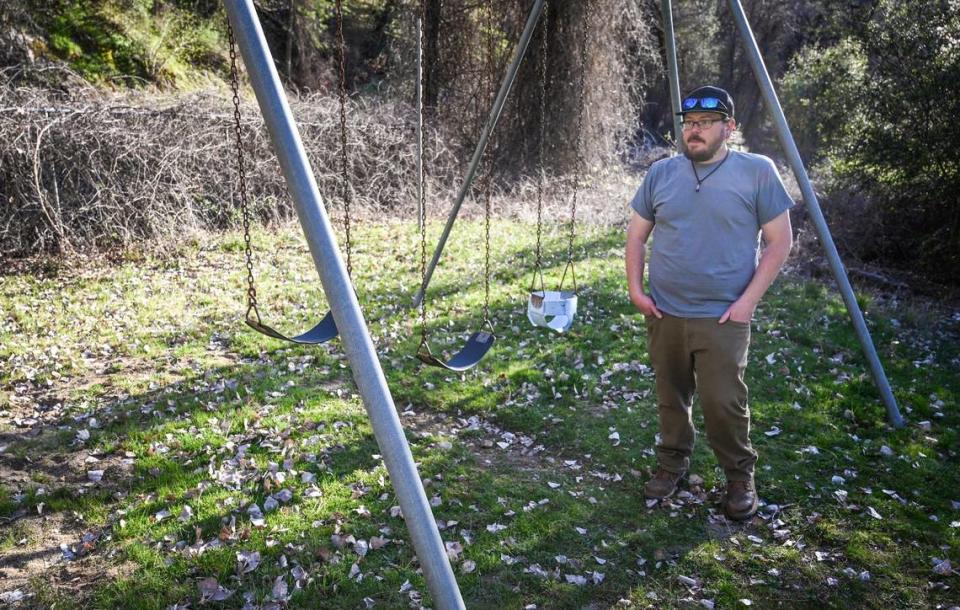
[483,164,492,323]
[335,0,353,277]
[228,24,261,322]
[417,0,429,351]
[482,7,497,324]
[562,0,590,293]
[531,0,548,295]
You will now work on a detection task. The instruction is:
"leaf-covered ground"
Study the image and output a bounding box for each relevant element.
[1,220,958,609]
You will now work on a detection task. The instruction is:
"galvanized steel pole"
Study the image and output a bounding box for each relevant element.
[223,2,467,607]
[725,0,904,427]
[660,0,683,147]
[412,0,547,308]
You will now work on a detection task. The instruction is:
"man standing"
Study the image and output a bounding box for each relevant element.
[625,86,794,520]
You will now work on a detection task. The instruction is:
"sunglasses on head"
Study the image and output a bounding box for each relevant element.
[682,96,729,113]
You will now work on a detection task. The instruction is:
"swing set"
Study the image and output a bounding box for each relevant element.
[232,0,584,370]
[227,0,353,345]
[413,1,497,371]
[413,0,585,370]
[526,0,588,334]
[222,0,904,606]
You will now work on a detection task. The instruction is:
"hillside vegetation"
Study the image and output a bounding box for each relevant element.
[1,1,229,87]
[2,0,959,286]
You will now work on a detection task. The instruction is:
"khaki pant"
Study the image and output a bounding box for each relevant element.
[645,314,756,482]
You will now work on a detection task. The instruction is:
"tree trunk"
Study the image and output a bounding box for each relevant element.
[423,0,442,111]
[285,0,295,83]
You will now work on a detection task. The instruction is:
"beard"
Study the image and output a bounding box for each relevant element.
[682,135,725,162]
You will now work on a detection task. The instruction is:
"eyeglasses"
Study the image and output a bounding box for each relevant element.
[681,118,726,131]
[682,96,730,113]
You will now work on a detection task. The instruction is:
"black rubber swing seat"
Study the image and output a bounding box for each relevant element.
[416,329,495,372]
[246,310,339,345]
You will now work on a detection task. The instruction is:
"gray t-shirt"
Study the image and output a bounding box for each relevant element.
[630,150,794,317]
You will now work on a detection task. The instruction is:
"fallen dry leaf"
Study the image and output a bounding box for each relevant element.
[198,577,233,602]
[237,550,261,574]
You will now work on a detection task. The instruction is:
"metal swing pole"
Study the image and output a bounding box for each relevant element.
[412,0,547,308]
[659,0,683,148]
[222,2,467,607]
[725,0,904,428]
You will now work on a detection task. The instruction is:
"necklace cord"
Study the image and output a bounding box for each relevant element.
[691,149,731,192]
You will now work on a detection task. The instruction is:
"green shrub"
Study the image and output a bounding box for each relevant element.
[46,2,151,83]
[779,0,960,284]
[39,0,227,86]
[780,38,867,165]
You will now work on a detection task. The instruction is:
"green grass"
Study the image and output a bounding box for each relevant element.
[0,219,957,609]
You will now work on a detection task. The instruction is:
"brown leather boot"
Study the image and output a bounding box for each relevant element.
[723,479,758,520]
[644,468,686,499]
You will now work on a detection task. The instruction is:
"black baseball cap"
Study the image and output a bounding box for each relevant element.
[676,85,735,118]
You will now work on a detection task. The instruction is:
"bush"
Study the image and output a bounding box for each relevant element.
[779,0,960,285]
[779,38,867,165]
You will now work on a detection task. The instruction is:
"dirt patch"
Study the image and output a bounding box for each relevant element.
[1,512,83,585]
[0,443,137,605]
[400,407,548,474]
[0,511,133,606]
[0,448,135,607]
[0,449,134,501]
[0,350,227,437]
